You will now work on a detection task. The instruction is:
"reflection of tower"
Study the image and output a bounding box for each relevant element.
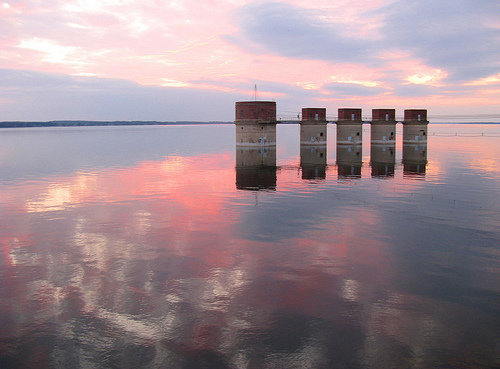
[403,143,427,175]
[300,145,326,180]
[235,147,277,190]
[336,108,363,144]
[235,101,277,146]
[337,144,362,177]
[371,144,395,177]
[336,122,362,178]
[300,108,327,180]
[370,109,396,177]
[402,109,428,144]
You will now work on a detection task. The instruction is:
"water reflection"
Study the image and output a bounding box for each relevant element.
[1,124,500,368]
[300,145,326,180]
[403,143,427,175]
[235,146,277,190]
[337,146,362,179]
[371,144,395,177]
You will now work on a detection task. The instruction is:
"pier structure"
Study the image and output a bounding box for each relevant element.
[336,108,363,144]
[235,101,276,146]
[300,108,327,145]
[402,109,428,144]
[233,101,430,183]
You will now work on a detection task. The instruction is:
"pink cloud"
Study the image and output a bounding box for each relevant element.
[0,0,499,119]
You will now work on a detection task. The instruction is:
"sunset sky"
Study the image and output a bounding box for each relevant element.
[1,0,499,121]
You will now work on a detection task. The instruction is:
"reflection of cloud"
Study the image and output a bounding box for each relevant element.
[26,184,74,213]
[2,131,500,367]
[25,174,98,213]
[341,279,360,302]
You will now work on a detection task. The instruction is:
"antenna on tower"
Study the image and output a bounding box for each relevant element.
[254,84,258,101]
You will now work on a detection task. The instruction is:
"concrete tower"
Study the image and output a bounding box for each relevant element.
[337,108,363,144]
[235,101,277,146]
[402,109,428,144]
[300,108,327,145]
[371,109,396,144]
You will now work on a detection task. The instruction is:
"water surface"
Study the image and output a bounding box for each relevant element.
[0,124,499,368]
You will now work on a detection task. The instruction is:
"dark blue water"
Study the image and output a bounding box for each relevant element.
[0,124,499,368]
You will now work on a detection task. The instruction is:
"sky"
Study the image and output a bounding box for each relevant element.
[1,0,499,121]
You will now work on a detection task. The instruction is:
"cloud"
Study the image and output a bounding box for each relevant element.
[189,78,318,97]
[377,0,500,82]
[323,82,387,97]
[391,84,442,97]
[233,2,373,62]
[1,1,500,116]
[0,69,240,121]
[233,1,500,85]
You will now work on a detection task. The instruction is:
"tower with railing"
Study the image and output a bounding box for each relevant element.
[235,101,277,146]
[337,108,363,144]
[402,109,428,143]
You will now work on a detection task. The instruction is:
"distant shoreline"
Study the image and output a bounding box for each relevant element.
[0,121,233,128]
[0,120,499,128]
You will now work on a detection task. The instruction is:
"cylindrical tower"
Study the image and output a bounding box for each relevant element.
[235,101,277,146]
[371,108,396,144]
[403,109,428,144]
[300,108,327,145]
[337,108,363,144]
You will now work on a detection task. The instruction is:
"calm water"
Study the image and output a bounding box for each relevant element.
[0,124,499,368]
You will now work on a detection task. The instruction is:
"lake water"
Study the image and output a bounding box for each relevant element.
[0,124,499,368]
